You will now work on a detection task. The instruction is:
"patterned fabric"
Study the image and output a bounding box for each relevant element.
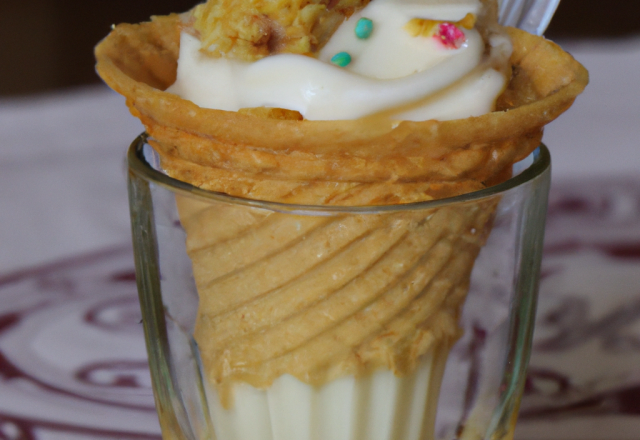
[1,32,639,439]
[1,178,639,439]
[516,178,640,439]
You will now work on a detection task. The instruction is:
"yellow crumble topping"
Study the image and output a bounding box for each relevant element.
[193,0,370,61]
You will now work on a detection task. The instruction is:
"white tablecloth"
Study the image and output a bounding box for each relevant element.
[1,36,639,439]
[2,37,639,273]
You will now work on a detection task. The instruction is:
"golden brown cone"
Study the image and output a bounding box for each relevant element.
[95,14,586,399]
[176,195,496,405]
[95,14,587,205]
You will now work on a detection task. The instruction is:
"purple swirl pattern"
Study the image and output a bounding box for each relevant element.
[0,247,161,439]
[1,178,639,439]
[516,177,640,439]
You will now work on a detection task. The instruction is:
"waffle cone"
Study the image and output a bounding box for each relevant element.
[176,194,496,401]
[95,14,586,394]
[96,14,587,205]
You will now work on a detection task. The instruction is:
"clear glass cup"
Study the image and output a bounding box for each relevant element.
[127,134,551,440]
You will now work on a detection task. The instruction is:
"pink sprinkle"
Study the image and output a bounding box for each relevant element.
[434,22,466,49]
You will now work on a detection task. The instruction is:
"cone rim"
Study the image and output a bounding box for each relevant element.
[96,20,587,160]
[129,133,550,214]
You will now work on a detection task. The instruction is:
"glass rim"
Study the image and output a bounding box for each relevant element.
[128,133,550,214]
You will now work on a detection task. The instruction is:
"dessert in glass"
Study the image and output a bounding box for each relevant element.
[95,0,587,438]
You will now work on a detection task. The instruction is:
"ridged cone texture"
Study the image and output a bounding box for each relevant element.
[95,15,587,206]
[177,195,496,405]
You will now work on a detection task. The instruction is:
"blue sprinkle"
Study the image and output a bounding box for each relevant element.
[330,52,352,67]
[355,17,373,39]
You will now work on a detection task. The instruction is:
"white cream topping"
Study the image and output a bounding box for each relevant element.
[167,0,510,121]
[318,0,481,79]
[205,348,448,440]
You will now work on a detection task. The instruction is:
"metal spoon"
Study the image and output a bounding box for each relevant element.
[498,0,561,35]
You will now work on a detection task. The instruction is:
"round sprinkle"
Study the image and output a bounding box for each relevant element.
[355,17,373,39]
[435,23,466,49]
[330,52,352,67]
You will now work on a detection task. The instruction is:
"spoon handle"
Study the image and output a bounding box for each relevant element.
[499,0,561,35]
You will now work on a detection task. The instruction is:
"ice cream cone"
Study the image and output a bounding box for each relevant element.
[95,16,586,206]
[96,9,586,437]
[175,194,495,401]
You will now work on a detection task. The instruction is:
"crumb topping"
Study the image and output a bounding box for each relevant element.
[193,0,370,61]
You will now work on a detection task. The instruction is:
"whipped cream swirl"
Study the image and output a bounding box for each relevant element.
[167,0,511,121]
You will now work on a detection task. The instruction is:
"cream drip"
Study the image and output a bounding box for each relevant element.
[167,0,510,120]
